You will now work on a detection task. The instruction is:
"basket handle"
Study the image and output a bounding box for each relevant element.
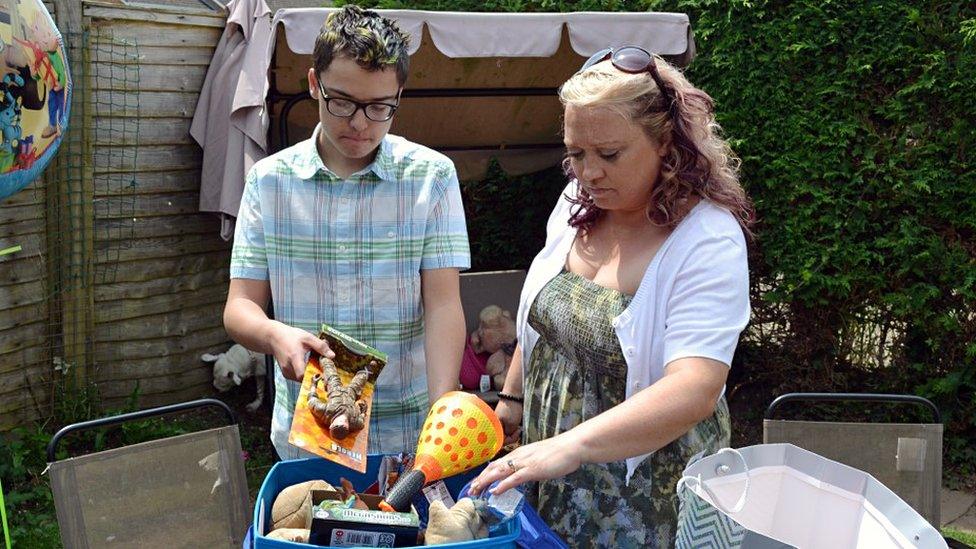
[764,393,940,423]
[677,448,750,514]
[47,398,237,462]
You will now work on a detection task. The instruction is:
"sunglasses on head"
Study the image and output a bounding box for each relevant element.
[578,46,674,112]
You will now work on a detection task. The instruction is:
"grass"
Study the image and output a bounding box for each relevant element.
[945,527,976,547]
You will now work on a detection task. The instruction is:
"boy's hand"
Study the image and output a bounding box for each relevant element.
[269,324,335,381]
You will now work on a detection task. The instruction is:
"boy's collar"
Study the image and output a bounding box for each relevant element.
[294,125,394,181]
[367,136,395,180]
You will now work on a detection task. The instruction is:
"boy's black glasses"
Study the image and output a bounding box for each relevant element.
[578,46,674,111]
[315,78,399,122]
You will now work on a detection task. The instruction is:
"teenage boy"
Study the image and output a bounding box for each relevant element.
[224,5,469,457]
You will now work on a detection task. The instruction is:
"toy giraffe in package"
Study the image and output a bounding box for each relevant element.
[289,324,386,472]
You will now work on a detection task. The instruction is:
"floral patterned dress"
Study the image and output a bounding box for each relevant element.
[524,269,731,548]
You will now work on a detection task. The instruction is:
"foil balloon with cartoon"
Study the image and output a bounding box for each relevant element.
[0,0,71,201]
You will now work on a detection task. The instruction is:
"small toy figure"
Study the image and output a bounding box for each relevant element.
[306,358,374,439]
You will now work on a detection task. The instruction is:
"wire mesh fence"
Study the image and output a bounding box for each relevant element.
[0,28,140,428]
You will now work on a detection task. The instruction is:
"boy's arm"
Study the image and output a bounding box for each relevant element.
[421,267,465,403]
[223,278,333,381]
[226,167,332,383]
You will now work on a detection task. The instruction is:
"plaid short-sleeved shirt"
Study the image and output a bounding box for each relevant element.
[230,127,470,456]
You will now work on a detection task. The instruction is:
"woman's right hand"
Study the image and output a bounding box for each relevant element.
[495,399,523,445]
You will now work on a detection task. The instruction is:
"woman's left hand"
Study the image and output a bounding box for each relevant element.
[467,432,583,496]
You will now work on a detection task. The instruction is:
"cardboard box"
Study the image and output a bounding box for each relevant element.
[308,490,419,548]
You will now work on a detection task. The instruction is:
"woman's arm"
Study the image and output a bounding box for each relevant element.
[495,342,525,444]
[571,357,727,462]
[470,356,727,494]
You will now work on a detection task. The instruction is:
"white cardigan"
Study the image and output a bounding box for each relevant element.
[516,182,751,482]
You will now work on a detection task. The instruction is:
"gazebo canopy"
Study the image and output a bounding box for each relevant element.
[262,9,695,179]
[194,4,694,237]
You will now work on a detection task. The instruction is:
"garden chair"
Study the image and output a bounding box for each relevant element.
[764,393,943,528]
[47,399,250,548]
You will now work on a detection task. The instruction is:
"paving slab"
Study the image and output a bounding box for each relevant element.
[946,505,976,534]
[944,489,976,527]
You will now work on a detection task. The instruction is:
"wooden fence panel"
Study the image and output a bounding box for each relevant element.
[1,0,237,431]
[0,178,51,427]
[85,1,233,413]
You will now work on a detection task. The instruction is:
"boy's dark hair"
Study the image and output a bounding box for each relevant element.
[312,5,410,86]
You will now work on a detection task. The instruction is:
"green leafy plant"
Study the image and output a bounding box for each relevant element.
[462,161,569,271]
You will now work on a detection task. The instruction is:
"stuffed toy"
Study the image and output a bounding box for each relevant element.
[201,344,266,412]
[271,479,334,530]
[266,528,310,542]
[485,345,515,391]
[470,305,516,355]
[425,498,488,545]
[459,306,516,391]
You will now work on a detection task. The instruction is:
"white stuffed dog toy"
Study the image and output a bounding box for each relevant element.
[202,344,266,412]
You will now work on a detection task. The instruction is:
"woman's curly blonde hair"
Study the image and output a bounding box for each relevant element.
[559,57,754,236]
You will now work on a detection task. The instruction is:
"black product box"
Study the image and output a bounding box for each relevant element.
[308,490,420,548]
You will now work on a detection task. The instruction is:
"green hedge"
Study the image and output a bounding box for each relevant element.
[350,0,976,477]
[655,0,976,480]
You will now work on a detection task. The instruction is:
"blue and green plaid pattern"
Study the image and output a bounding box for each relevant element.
[231,128,470,456]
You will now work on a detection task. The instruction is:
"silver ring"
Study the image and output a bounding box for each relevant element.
[506,459,518,472]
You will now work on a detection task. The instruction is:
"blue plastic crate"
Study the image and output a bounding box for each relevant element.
[252,455,519,548]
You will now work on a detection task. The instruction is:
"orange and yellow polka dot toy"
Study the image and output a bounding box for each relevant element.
[379,391,503,512]
[416,390,504,479]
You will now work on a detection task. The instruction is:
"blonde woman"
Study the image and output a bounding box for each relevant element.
[470,47,754,547]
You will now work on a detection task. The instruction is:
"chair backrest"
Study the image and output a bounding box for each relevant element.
[763,393,943,528]
[459,270,527,335]
[47,400,250,549]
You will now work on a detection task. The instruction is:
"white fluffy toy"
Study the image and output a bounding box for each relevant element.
[202,344,266,412]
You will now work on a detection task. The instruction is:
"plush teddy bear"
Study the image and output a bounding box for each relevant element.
[266,528,309,542]
[271,479,335,530]
[201,344,266,412]
[485,346,514,391]
[470,305,516,355]
[459,306,516,391]
[425,498,487,545]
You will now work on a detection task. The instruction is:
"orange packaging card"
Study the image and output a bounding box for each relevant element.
[288,324,387,473]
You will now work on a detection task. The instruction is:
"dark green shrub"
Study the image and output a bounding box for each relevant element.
[660,0,976,481]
